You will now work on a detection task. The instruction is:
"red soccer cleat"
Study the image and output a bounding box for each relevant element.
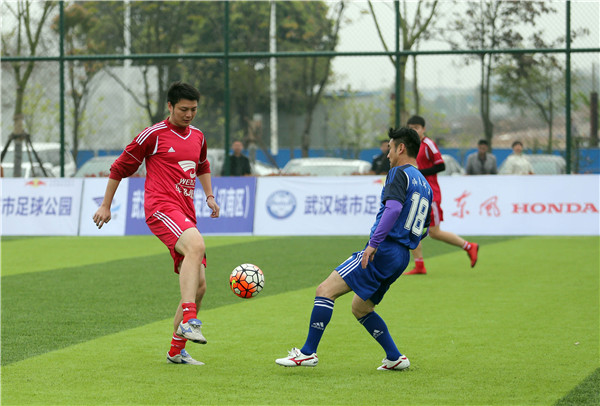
[404,266,427,275]
[467,242,479,268]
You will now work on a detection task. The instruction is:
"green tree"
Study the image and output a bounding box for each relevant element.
[72,1,341,156]
[447,1,555,147]
[52,2,117,162]
[323,87,386,158]
[366,0,441,125]
[1,0,58,176]
[495,53,564,152]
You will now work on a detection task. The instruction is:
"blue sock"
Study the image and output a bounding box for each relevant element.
[358,312,401,361]
[300,296,334,355]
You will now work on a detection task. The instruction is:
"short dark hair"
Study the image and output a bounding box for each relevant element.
[167,81,200,106]
[406,115,425,127]
[478,139,489,146]
[388,127,420,158]
[512,140,523,148]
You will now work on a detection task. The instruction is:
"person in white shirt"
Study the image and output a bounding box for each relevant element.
[502,141,534,175]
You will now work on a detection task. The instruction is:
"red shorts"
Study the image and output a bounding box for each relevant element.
[429,201,443,227]
[146,209,207,274]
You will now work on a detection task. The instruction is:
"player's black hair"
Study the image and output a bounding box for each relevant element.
[167,81,200,106]
[388,127,420,158]
[511,140,523,148]
[406,115,426,127]
[478,139,489,146]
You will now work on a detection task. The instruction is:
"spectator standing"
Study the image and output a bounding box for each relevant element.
[466,139,498,175]
[222,140,251,176]
[370,139,391,175]
[501,141,534,175]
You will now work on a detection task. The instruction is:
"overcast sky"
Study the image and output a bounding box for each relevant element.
[331,0,600,91]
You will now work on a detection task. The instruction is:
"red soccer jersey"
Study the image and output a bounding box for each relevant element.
[416,136,444,202]
[109,119,210,221]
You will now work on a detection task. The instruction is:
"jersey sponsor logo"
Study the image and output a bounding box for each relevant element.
[178,160,197,178]
[168,147,176,153]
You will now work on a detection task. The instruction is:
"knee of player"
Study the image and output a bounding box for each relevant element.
[187,241,206,260]
[351,305,373,319]
[315,282,335,300]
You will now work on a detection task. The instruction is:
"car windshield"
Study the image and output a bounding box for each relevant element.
[528,158,564,175]
[2,148,71,166]
[284,163,365,176]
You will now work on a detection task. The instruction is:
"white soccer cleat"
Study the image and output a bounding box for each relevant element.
[275,347,318,367]
[166,349,205,365]
[377,355,410,371]
[176,318,207,344]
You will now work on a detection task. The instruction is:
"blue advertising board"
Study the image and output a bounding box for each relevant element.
[125,177,256,235]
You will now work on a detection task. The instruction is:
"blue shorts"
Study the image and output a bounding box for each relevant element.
[335,241,410,304]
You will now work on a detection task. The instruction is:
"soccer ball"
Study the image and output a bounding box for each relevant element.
[229,264,264,299]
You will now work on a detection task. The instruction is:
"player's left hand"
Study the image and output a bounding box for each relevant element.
[207,197,220,218]
[361,246,377,269]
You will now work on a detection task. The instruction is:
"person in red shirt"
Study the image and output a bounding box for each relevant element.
[93,82,220,365]
[404,115,478,275]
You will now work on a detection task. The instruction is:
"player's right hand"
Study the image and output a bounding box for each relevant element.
[93,206,111,229]
[361,245,377,269]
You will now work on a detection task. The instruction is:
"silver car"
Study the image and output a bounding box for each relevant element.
[281,157,372,176]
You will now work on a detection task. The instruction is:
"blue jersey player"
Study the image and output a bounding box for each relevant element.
[276,127,432,371]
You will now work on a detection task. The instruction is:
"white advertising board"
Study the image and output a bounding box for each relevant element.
[79,178,129,236]
[254,175,599,237]
[1,178,83,236]
[438,174,599,236]
[254,176,385,236]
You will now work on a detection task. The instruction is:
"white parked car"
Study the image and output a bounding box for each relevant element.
[1,142,76,177]
[281,157,372,176]
[251,160,280,176]
[74,155,146,178]
[499,154,566,175]
[439,154,466,176]
[206,148,225,176]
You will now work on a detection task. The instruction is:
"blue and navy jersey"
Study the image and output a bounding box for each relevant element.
[369,164,433,249]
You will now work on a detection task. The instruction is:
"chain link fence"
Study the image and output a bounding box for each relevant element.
[2,1,598,175]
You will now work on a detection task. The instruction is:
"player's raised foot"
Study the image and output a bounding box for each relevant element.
[275,347,318,367]
[166,348,205,365]
[377,355,410,371]
[404,266,427,275]
[176,318,207,344]
[467,242,479,268]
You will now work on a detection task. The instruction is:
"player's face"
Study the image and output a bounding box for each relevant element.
[387,140,400,167]
[168,99,198,127]
[408,124,425,139]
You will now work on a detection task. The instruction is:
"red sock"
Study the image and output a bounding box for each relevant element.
[182,302,197,323]
[462,241,472,251]
[168,333,187,357]
[415,258,425,270]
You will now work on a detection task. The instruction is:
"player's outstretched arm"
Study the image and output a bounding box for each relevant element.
[93,178,120,229]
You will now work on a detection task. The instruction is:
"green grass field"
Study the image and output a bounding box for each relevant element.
[1,235,598,405]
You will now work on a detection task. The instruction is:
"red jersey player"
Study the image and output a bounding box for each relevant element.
[93,82,220,365]
[404,115,478,275]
